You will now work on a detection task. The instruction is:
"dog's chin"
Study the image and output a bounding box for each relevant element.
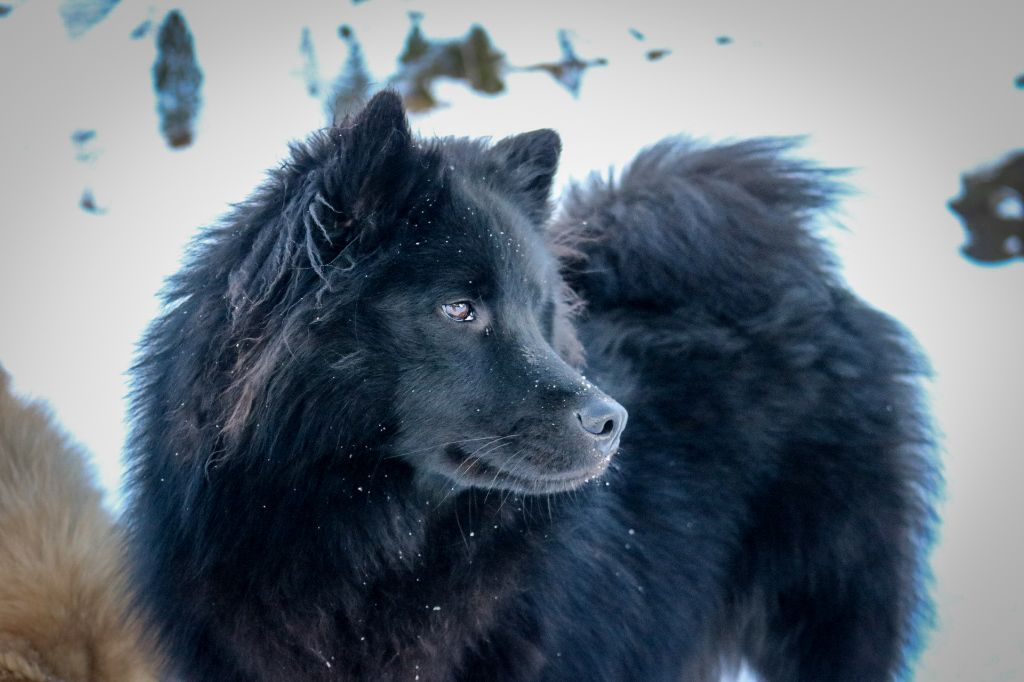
[431,444,615,495]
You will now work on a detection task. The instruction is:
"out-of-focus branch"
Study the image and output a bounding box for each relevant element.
[153,10,203,149]
[950,152,1024,263]
[326,14,608,123]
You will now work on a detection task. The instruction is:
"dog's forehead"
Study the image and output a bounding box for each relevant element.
[442,180,552,297]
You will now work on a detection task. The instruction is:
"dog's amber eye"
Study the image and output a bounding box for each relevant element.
[441,301,475,322]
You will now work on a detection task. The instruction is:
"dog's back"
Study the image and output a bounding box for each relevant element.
[556,138,938,680]
[0,369,158,682]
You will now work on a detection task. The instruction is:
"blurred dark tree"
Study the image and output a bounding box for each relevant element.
[60,0,119,38]
[950,152,1024,263]
[72,129,98,162]
[339,17,608,116]
[390,17,505,112]
[130,19,151,40]
[518,30,607,97]
[71,129,96,145]
[80,188,105,214]
[153,10,203,149]
[399,12,430,66]
[327,25,374,124]
[307,12,619,123]
[627,27,671,62]
[300,27,320,97]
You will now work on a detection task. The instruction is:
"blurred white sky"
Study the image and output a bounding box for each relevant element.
[0,1,1022,680]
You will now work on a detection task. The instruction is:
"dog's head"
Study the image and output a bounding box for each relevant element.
[176,92,625,495]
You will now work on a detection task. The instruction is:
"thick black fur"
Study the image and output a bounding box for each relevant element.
[126,92,938,681]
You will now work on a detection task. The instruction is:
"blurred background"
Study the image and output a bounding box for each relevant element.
[0,0,1021,679]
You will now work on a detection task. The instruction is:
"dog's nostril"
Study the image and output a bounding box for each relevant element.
[574,398,627,442]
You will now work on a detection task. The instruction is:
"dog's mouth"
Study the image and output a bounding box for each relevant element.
[439,443,613,494]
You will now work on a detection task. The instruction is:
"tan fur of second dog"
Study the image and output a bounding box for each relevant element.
[0,368,159,681]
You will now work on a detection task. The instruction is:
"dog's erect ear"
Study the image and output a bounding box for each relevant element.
[341,90,416,227]
[490,129,562,223]
[291,91,424,278]
[347,90,410,156]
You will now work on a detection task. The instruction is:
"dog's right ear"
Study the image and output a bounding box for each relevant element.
[333,90,417,231]
[282,90,427,280]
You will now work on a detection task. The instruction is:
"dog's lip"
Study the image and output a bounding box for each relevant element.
[525,458,611,483]
[444,446,614,493]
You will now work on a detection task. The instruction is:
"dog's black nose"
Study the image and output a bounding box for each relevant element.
[575,397,627,454]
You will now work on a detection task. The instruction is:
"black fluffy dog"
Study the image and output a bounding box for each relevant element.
[126,92,938,681]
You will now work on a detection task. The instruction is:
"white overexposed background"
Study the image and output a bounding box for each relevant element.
[0,1,1021,680]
